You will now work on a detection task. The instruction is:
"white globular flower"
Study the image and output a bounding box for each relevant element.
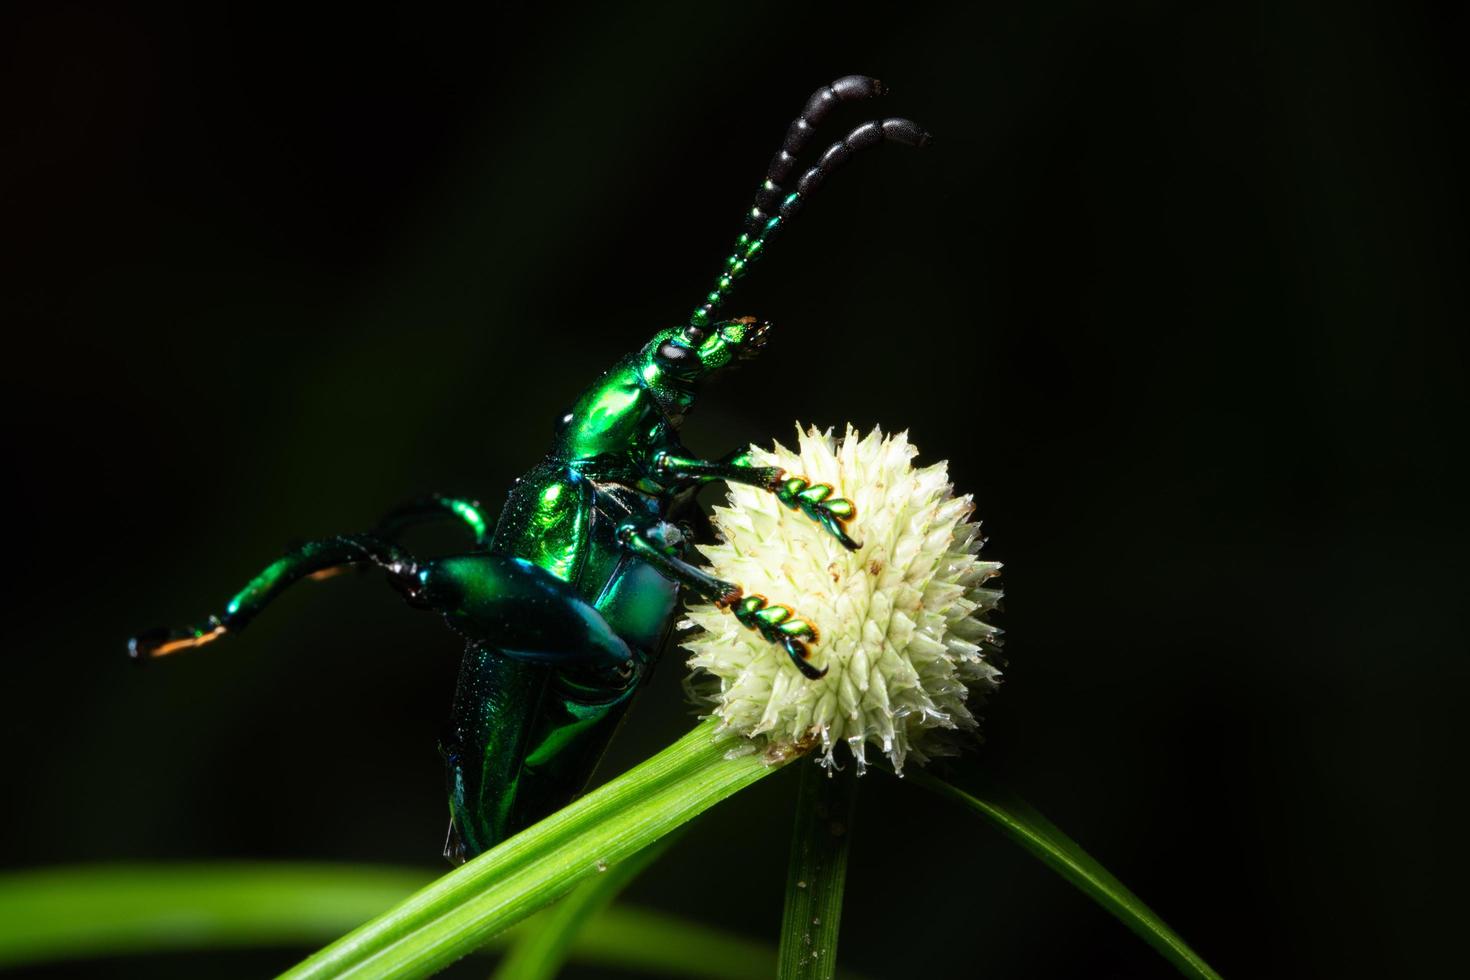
[683,424,1003,774]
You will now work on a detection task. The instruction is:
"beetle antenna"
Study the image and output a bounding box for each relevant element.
[754,74,889,214]
[690,76,930,328]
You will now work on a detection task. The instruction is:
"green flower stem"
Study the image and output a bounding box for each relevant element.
[909,769,1223,980]
[778,760,859,980]
[0,862,779,978]
[491,835,674,980]
[283,719,788,980]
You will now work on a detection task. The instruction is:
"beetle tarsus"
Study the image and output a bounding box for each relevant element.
[731,594,825,679]
[774,475,862,551]
[127,621,227,661]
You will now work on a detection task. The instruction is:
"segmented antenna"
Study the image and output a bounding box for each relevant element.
[690,75,931,327]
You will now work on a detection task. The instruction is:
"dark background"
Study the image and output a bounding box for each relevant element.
[3,2,1465,977]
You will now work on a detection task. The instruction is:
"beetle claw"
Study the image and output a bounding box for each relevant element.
[784,637,828,680]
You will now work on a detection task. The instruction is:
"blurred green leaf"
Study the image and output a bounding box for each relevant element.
[0,862,778,979]
[910,769,1223,980]
[574,906,782,980]
[0,863,423,968]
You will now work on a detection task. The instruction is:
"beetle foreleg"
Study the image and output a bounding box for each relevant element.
[652,449,783,491]
[651,450,861,551]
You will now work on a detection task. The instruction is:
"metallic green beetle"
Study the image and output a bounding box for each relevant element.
[129,75,929,864]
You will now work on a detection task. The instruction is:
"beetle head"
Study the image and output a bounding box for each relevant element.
[637,317,771,421]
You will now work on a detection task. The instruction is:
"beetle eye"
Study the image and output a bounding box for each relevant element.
[657,341,695,366]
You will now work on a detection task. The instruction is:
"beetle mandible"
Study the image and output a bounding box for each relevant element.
[129,75,930,864]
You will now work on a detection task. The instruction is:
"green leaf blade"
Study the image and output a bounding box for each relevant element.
[910,769,1223,980]
[0,863,426,969]
[575,906,781,980]
[0,861,784,978]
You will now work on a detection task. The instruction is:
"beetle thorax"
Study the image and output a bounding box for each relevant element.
[552,356,688,474]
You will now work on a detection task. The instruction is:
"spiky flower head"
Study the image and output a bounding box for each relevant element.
[683,424,1003,773]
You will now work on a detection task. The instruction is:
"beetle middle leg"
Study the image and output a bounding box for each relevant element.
[614,520,827,680]
[374,493,491,547]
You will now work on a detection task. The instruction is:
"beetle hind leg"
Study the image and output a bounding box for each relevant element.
[415,554,635,678]
[418,554,643,864]
[128,533,422,660]
[439,641,545,864]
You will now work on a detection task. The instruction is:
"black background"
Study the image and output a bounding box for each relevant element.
[3,2,1466,977]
